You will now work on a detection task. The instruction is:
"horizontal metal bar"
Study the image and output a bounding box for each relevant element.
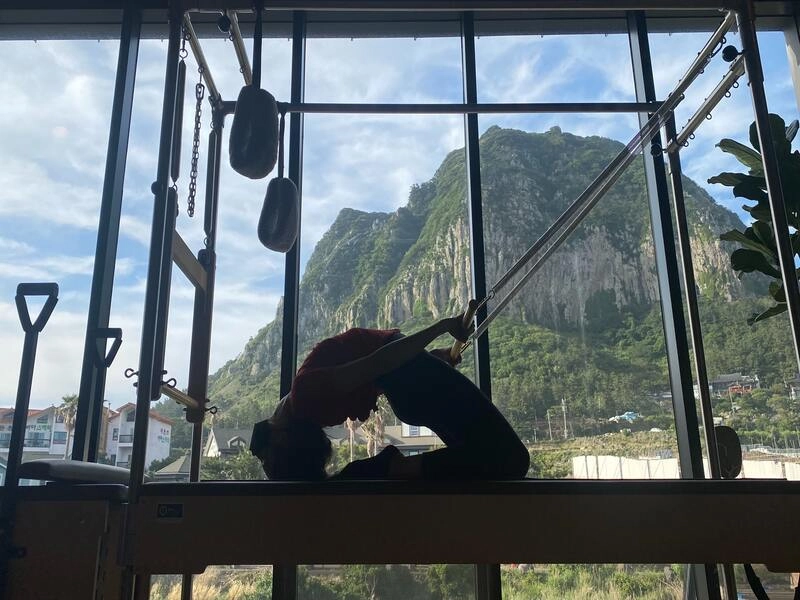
[667,54,746,153]
[171,232,207,291]
[183,13,221,104]
[220,99,663,115]
[0,0,742,10]
[160,384,202,411]
[227,10,253,86]
[126,479,800,573]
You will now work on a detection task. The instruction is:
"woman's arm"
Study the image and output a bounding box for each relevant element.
[320,313,472,397]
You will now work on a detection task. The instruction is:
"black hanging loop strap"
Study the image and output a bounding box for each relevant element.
[15,283,58,334]
[744,564,770,600]
[92,327,123,369]
[252,0,264,89]
[278,108,286,179]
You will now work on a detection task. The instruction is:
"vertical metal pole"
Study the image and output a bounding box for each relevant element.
[128,1,182,499]
[666,116,738,600]
[665,116,721,478]
[627,11,715,600]
[273,13,306,600]
[279,11,306,400]
[73,7,141,462]
[737,1,800,372]
[461,12,492,399]
[462,12,499,600]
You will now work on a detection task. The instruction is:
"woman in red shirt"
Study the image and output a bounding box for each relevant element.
[250,309,529,481]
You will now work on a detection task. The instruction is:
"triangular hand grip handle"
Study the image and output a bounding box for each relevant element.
[93,327,123,368]
[15,283,59,333]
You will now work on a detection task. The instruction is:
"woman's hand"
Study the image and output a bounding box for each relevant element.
[442,301,477,343]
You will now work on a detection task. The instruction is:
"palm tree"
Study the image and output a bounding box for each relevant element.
[56,394,79,459]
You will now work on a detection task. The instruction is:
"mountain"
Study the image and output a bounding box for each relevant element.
[205,125,758,429]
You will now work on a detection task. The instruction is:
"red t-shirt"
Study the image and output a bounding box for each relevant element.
[290,328,400,426]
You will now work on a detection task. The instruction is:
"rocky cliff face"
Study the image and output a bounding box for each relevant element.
[210,125,745,393]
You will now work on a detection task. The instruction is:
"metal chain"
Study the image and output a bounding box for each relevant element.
[188,69,205,218]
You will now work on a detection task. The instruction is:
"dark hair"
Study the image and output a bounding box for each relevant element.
[250,418,332,481]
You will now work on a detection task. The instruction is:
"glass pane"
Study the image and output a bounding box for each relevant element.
[305,36,463,103]
[651,25,800,480]
[150,566,273,599]
[503,564,684,599]
[475,31,635,104]
[296,564,475,600]
[476,114,685,481]
[0,39,118,418]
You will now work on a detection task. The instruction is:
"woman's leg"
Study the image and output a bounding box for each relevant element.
[377,351,529,479]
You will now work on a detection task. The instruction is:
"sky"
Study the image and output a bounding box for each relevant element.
[0,18,798,411]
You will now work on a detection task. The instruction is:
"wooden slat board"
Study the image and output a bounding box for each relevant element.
[124,479,800,574]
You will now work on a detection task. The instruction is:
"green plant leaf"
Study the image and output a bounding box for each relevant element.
[718,138,764,173]
[749,115,791,158]
[730,248,781,278]
[787,119,799,143]
[747,303,787,325]
[751,221,775,248]
[732,178,767,202]
[708,172,750,187]
[720,230,776,259]
[769,280,786,303]
[743,203,774,222]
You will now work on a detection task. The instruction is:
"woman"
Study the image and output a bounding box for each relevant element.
[249,308,529,481]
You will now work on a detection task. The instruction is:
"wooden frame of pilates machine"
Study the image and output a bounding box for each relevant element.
[4,479,800,594]
[4,2,800,600]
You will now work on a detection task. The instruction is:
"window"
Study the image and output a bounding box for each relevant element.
[53,431,67,444]
[112,428,119,441]
[37,414,48,424]
[55,414,64,423]
[126,411,135,422]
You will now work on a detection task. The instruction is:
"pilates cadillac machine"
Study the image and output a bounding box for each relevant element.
[3,2,800,600]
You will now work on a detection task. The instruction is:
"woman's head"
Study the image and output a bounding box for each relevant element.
[250,417,332,480]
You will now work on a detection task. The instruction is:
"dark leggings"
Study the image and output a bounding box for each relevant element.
[376,349,529,480]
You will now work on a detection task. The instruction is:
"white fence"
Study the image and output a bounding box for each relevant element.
[572,455,800,480]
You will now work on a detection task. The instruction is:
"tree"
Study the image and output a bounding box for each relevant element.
[56,394,79,459]
[200,451,264,480]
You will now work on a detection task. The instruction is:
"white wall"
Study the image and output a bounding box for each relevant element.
[573,455,800,480]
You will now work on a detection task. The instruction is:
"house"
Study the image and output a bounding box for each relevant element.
[105,403,173,470]
[0,406,75,462]
[153,453,191,482]
[710,373,760,397]
[203,428,252,457]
